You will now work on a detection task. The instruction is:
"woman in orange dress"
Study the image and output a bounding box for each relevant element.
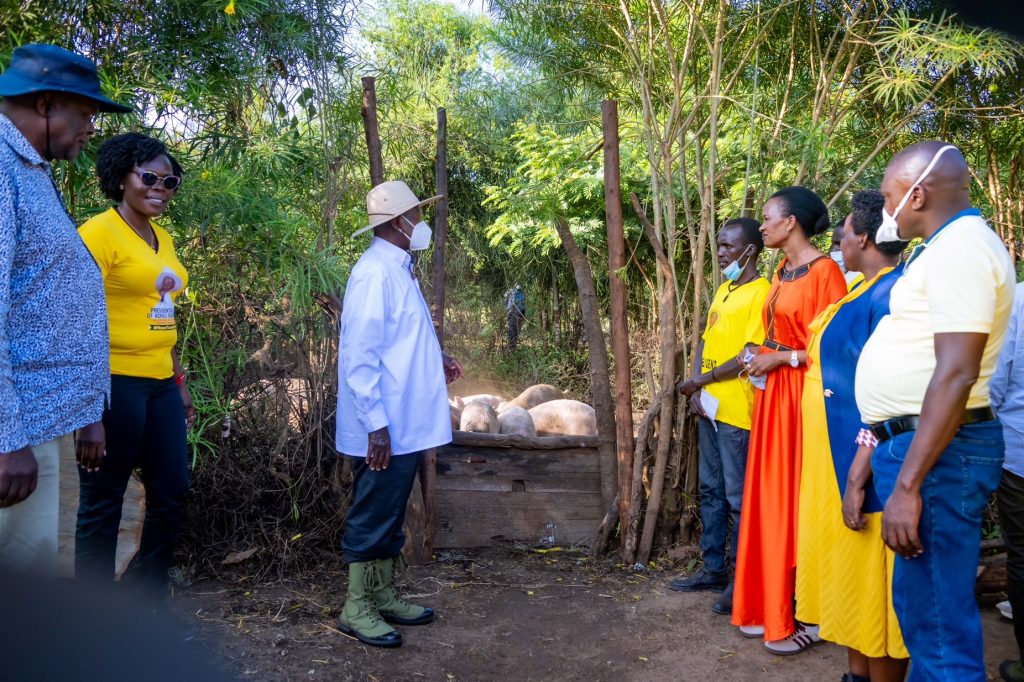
[732,186,848,654]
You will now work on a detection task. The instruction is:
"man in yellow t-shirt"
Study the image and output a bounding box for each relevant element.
[669,218,769,617]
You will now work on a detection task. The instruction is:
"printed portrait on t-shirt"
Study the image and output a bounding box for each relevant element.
[148,266,184,329]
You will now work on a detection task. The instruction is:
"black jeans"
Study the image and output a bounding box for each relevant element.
[508,311,524,350]
[341,453,421,563]
[76,375,189,601]
[999,468,1024,661]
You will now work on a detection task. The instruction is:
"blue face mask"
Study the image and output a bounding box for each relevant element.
[723,245,755,282]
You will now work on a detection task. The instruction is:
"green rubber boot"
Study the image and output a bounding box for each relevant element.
[337,561,402,647]
[372,555,436,626]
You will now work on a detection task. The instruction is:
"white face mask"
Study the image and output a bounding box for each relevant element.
[829,250,846,273]
[397,216,432,251]
[876,144,956,243]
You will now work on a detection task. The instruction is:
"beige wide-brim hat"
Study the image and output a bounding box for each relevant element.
[352,180,443,237]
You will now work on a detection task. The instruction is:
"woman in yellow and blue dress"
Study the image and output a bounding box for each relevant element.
[795,189,909,682]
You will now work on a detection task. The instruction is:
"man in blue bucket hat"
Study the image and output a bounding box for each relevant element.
[0,44,130,575]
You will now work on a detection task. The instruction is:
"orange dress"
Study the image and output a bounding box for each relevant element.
[732,256,847,641]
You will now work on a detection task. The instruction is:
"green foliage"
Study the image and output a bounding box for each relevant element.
[487,343,593,401]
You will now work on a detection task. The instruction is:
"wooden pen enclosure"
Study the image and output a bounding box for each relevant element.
[434,431,605,548]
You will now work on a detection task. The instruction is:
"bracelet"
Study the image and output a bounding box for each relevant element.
[175,373,185,387]
[709,367,718,382]
[855,428,878,448]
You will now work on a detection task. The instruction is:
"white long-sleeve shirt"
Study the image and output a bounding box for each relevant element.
[335,237,451,457]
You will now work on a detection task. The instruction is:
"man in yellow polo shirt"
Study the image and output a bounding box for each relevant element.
[670,217,769,616]
[856,142,1014,682]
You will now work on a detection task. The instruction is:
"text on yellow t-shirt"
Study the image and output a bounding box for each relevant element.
[701,277,771,430]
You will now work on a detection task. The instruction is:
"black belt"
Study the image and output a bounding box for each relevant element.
[869,406,995,444]
[763,340,795,352]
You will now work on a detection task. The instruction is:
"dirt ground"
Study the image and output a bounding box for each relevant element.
[173,545,1018,682]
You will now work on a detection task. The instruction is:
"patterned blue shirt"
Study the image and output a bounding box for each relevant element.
[992,281,1024,478]
[0,113,109,452]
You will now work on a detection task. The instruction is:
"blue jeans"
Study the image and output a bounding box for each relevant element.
[872,419,1004,682]
[697,418,749,576]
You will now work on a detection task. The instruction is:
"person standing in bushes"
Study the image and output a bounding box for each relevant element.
[74,133,194,604]
[0,44,130,574]
[336,181,464,648]
[670,217,769,616]
[504,283,526,350]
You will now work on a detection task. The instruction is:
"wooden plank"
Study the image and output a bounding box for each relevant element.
[436,524,599,549]
[451,431,600,450]
[435,490,602,547]
[437,475,601,494]
[438,446,600,477]
[436,491,604,519]
[433,442,604,547]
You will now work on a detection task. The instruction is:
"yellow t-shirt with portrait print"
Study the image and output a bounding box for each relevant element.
[79,207,189,380]
[701,277,770,430]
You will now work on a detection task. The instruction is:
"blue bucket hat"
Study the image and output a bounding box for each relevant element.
[0,43,131,113]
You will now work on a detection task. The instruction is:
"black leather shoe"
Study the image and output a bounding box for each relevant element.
[382,607,435,626]
[336,622,403,648]
[711,582,733,614]
[668,567,728,593]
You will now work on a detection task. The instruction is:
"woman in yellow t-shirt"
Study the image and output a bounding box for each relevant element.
[75,133,192,603]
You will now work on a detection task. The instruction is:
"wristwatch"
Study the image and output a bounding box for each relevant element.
[789,350,799,368]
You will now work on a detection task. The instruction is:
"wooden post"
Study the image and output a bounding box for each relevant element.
[553,217,618,521]
[431,108,449,345]
[602,100,635,558]
[361,76,384,187]
[416,448,437,561]
[401,472,428,565]
[630,192,678,566]
[419,108,449,561]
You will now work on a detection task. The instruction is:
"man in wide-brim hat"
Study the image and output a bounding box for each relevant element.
[335,180,463,648]
[0,44,130,574]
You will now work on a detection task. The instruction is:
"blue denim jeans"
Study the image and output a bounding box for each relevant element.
[697,417,750,576]
[872,419,1004,682]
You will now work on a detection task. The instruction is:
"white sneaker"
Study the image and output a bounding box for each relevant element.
[738,624,765,638]
[998,600,1014,621]
[764,623,822,656]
